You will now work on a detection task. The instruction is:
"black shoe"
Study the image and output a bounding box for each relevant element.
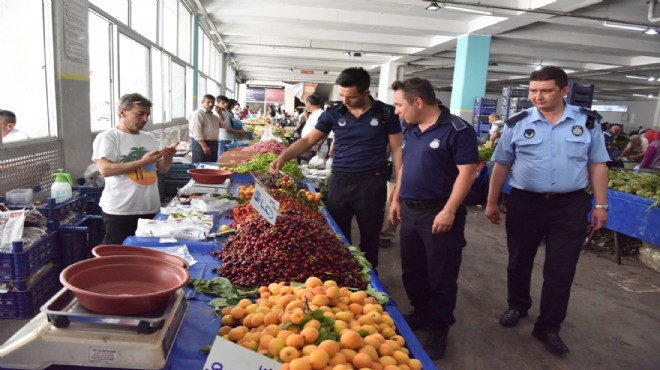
[403,310,429,331]
[532,329,570,356]
[426,327,449,359]
[499,309,527,327]
[379,239,391,248]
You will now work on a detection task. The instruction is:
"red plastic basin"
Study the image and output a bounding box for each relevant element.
[92,245,189,269]
[187,169,231,184]
[60,255,189,315]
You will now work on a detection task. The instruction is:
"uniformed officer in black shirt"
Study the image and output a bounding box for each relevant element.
[389,78,479,359]
[270,67,403,269]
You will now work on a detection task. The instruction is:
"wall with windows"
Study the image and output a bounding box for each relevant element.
[0,0,239,196]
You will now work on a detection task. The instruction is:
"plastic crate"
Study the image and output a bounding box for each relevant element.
[166,163,193,180]
[0,231,58,281]
[58,215,103,268]
[36,195,88,221]
[0,262,62,319]
[75,186,103,203]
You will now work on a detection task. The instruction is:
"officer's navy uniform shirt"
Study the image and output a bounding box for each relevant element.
[399,105,479,200]
[315,97,402,173]
[492,104,610,193]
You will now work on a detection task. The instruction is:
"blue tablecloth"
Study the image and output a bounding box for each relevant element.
[121,173,437,370]
[601,190,660,245]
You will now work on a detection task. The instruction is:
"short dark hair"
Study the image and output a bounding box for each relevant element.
[216,95,229,103]
[202,94,215,102]
[336,67,370,92]
[118,93,152,112]
[391,78,437,105]
[0,110,17,124]
[228,99,238,108]
[530,66,568,89]
[306,94,321,106]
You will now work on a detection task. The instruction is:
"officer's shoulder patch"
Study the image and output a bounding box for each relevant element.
[505,111,529,127]
[578,106,602,120]
[449,115,468,131]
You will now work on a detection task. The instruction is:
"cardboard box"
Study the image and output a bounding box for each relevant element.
[218,150,258,166]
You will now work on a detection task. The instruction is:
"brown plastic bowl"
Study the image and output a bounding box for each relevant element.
[60,255,189,315]
[92,245,189,269]
[187,169,231,184]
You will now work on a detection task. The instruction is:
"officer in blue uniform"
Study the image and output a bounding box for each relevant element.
[270,67,403,268]
[485,66,610,356]
[389,78,478,359]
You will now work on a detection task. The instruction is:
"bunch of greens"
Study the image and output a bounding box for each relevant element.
[478,146,495,162]
[189,277,257,315]
[234,152,303,179]
[608,170,660,208]
[346,243,389,305]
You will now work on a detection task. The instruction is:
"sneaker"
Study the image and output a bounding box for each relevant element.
[426,326,449,359]
[403,309,429,331]
[379,239,391,248]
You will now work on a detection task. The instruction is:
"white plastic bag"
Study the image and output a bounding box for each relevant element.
[308,155,326,168]
[325,157,333,169]
[260,126,282,142]
[0,210,25,252]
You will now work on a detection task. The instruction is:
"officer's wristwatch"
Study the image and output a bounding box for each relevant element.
[595,204,609,211]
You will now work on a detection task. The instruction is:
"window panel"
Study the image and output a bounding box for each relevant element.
[130,0,157,43]
[89,12,113,132]
[151,48,163,123]
[0,0,53,141]
[162,53,171,122]
[198,76,207,102]
[118,33,150,99]
[177,2,191,63]
[90,0,128,25]
[171,62,185,119]
[162,0,177,54]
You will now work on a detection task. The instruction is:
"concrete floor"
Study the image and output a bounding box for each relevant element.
[375,206,660,370]
[2,206,660,369]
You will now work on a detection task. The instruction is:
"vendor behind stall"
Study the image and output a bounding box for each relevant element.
[615,135,644,162]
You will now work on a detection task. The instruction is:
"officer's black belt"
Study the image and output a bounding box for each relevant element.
[512,188,585,199]
[331,168,387,180]
[402,198,447,210]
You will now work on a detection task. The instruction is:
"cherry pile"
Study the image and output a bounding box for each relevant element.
[231,193,326,227]
[218,214,366,289]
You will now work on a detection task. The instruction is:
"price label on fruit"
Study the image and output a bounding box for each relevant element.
[203,336,281,370]
[250,181,280,225]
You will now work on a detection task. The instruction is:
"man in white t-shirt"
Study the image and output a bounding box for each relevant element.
[0,110,30,143]
[92,93,178,244]
[299,95,325,162]
[488,113,504,147]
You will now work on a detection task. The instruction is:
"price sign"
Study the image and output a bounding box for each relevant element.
[249,181,280,225]
[203,336,281,370]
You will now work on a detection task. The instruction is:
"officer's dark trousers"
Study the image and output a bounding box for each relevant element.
[400,200,466,330]
[326,170,387,268]
[505,188,591,334]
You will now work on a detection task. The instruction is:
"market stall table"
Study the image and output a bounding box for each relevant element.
[119,173,438,369]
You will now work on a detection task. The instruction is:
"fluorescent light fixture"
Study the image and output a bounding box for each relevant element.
[648,76,657,82]
[535,65,542,71]
[426,2,441,11]
[632,93,657,98]
[626,74,648,80]
[444,4,493,15]
[602,21,646,31]
[272,46,303,52]
[644,27,659,35]
[343,51,352,57]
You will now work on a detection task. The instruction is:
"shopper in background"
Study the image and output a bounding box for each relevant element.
[639,139,660,169]
[389,78,478,359]
[485,66,609,357]
[488,113,504,148]
[0,110,30,142]
[216,95,246,155]
[93,93,177,244]
[270,67,403,269]
[189,94,220,163]
[615,135,644,162]
[294,109,309,139]
[230,100,241,119]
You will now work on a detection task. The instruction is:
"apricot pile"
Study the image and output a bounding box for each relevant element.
[217,277,422,370]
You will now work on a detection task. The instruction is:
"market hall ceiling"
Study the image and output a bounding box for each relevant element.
[196,0,660,101]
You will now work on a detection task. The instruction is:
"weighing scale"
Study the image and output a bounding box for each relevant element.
[0,288,188,370]
[178,178,231,196]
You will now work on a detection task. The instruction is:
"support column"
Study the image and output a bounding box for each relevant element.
[377,61,403,104]
[449,34,491,122]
